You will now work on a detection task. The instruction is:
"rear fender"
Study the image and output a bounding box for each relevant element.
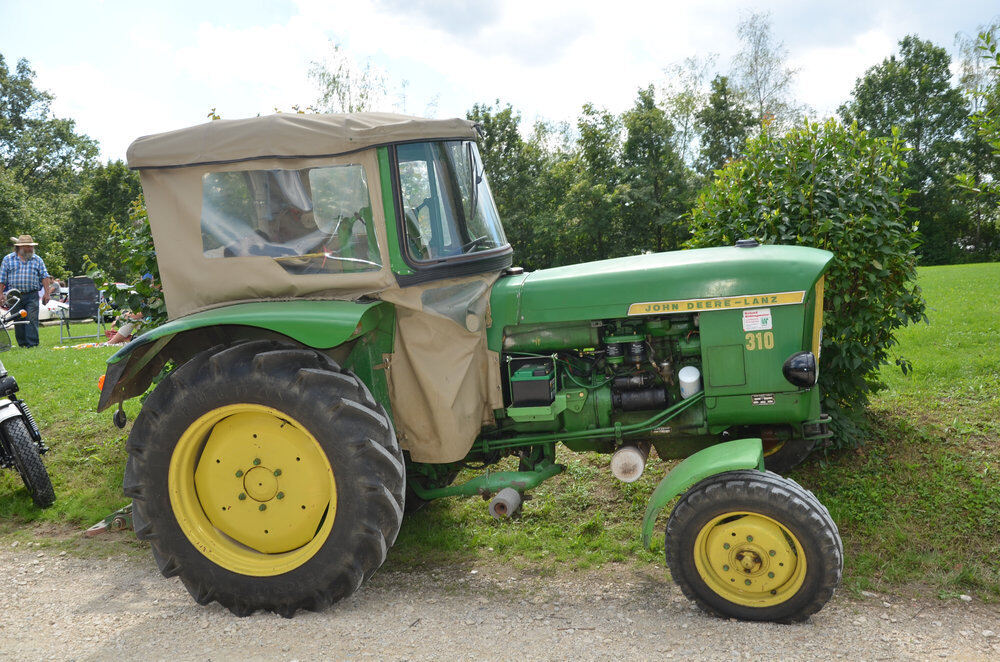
[640,438,765,549]
[97,300,390,412]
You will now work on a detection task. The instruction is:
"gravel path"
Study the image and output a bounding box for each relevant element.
[1,542,998,661]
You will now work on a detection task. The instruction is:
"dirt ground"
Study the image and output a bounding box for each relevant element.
[1,541,998,661]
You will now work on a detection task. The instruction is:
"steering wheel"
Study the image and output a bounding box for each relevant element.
[461,235,489,252]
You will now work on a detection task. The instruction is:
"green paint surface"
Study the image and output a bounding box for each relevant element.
[640,437,765,549]
[108,299,388,364]
[377,147,413,275]
[489,245,832,344]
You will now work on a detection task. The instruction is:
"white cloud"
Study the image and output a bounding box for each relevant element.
[11,0,993,160]
[790,29,898,119]
[34,62,177,162]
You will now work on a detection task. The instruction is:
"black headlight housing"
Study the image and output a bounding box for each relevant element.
[782,351,817,388]
[0,375,18,397]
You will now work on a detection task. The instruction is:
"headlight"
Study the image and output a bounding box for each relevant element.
[0,375,18,396]
[782,351,817,388]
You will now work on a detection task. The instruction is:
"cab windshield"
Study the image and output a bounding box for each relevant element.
[397,141,507,263]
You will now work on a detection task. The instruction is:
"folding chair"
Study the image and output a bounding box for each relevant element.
[59,276,105,342]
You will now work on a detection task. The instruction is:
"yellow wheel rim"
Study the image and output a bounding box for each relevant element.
[169,404,336,576]
[762,439,786,458]
[693,511,807,607]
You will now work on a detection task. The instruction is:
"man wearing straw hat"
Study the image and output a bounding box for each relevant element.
[0,234,52,348]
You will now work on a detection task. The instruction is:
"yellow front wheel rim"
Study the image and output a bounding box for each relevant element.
[169,404,336,576]
[762,439,786,457]
[693,511,807,607]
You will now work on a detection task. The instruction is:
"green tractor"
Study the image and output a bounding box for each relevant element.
[99,113,842,622]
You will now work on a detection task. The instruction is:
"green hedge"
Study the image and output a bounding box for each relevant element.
[688,119,926,447]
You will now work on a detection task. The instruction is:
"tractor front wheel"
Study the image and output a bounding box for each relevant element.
[123,340,404,617]
[665,470,842,623]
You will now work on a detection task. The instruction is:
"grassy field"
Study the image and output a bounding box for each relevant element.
[1,263,998,598]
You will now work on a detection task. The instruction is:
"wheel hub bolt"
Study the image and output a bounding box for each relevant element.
[745,579,752,586]
[276,492,284,500]
[768,572,775,578]
[723,543,730,549]
[238,493,246,500]
[722,565,729,571]
[273,469,282,476]
[253,458,261,466]
[259,504,267,511]
[769,550,776,556]
[235,470,243,477]
[746,535,753,542]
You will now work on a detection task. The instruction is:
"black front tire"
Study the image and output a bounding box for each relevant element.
[2,417,55,508]
[665,470,842,623]
[123,340,405,617]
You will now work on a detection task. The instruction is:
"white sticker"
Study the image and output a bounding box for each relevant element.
[742,308,772,331]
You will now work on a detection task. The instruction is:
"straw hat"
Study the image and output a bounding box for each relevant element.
[10,234,38,247]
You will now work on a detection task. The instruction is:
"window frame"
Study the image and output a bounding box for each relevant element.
[389,142,512,285]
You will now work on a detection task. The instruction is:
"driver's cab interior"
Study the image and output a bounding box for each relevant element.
[396,141,506,264]
[200,164,380,275]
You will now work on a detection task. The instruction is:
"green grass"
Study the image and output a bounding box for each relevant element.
[0,323,140,528]
[798,262,1000,598]
[1,265,998,599]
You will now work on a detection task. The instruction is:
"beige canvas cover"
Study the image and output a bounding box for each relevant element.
[128,112,479,169]
[129,113,479,319]
[381,275,504,463]
[128,113,500,463]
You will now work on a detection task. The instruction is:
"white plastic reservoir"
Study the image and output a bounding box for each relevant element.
[678,365,702,399]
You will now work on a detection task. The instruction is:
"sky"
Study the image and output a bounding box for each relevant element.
[1,0,998,161]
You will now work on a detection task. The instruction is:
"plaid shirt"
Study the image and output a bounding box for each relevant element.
[0,252,50,294]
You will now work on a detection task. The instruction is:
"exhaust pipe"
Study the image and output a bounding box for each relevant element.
[489,488,522,519]
[611,442,650,483]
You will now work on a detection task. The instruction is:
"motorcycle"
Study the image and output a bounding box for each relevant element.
[0,289,54,508]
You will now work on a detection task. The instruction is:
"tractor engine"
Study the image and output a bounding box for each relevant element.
[497,314,709,458]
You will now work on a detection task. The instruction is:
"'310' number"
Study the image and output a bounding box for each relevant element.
[745,331,774,351]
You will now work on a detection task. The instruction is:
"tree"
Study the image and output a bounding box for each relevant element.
[954,24,1000,258]
[0,54,97,195]
[467,101,546,268]
[85,197,167,330]
[66,160,142,276]
[659,55,717,165]
[0,54,100,277]
[969,28,1000,150]
[839,36,969,264]
[688,119,925,448]
[730,11,800,129]
[621,86,692,253]
[553,104,626,264]
[696,75,755,174]
[309,43,388,113]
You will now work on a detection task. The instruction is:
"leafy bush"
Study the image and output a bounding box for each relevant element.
[687,119,926,448]
[85,196,166,331]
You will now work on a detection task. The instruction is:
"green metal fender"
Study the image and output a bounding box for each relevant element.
[640,437,765,549]
[97,299,389,412]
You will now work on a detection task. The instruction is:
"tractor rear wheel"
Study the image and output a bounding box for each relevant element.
[665,470,842,623]
[1,417,54,508]
[123,340,404,617]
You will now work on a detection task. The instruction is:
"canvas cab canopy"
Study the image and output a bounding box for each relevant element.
[127,112,485,319]
[127,112,508,463]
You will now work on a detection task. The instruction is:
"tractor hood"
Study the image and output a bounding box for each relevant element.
[489,244,832,330]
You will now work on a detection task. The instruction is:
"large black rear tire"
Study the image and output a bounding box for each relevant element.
[665,470,842,623]
[123,340,404,617]
[2,416,54,508]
